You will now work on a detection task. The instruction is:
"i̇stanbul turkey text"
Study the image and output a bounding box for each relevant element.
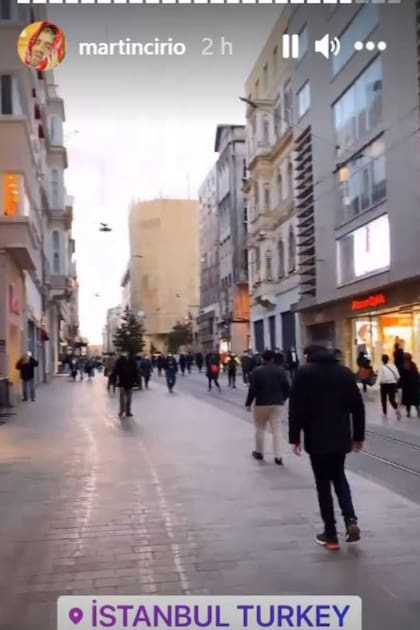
[1,1,420,629]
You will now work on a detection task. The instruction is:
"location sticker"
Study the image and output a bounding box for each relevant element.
[68,607,84,625]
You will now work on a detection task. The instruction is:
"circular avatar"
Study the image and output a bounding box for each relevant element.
[17,21,66,72]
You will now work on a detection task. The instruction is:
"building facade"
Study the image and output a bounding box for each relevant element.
[214,125,250,353]
[244,10,301,356]
[197,166,220,352]
[103,306,122,354]
[289,2,420,369]
[129,199,200,352]
[0,5,77,391]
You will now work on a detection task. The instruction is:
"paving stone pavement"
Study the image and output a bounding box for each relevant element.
[0,377,419,629]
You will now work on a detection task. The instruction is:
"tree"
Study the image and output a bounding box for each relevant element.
[167,321,193,354]
[113,306,145,357]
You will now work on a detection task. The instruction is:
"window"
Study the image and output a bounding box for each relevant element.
[255,247,261,283]
[283,80,292,129]
[298,25,308,61]
[254,182,259,213]
[338,137,386,223]
[49,116,63,145]
[265,250,273,281]
[263,64,269,91]
[273,46,278,74]
[333,5,379,75]
[277,170,283,203]
[297,81,310,119]
[288,228,296,273]
[273,96,282,139]
[278,240,285,278]
[52,230,61,274]
[49,168,60,209]
[334,58,383,157]
[337,214,390,285]
[0,75,12,114]
[264,184,271,212]
[0,0,11,20]
[287,161,294,199]
[263,116,270,146]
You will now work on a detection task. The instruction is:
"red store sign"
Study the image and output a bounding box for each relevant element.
[351,293,386,311]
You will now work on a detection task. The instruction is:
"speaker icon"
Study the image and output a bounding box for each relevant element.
[314,34,341,60]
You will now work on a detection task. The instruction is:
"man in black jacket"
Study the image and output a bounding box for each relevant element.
[113,352,140,417]
[246,350,290,465]
[289,345,365,551]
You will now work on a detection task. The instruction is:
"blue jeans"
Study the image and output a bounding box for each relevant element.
[166,372,176,390]
[22,379,35,401]
[310,453,356,537]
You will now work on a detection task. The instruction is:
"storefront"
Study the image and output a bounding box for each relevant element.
[301,280,420,370]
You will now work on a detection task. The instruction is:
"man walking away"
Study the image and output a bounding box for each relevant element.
[207,354,221,392]
[195,352,204,373]
[105,353,117,393]
[289,345,365,551]
[164,353,178,393]
[16,352,38,402]
[400,353,420,418]
[246,350,290,465]
[156,354,164,377]
[286,347,299,380]
[113,352,139,418]
[226,353,238,388]
[179,353,187,376]
[140,355,153,389]
[241,351,252,385]
[378,354,401,419]
[273,348,285,367]
[186,352,194,374]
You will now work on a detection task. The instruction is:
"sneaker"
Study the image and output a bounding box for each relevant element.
[252,451,263,461]
[274,458,283,466]
[316,532,340,551]
[345,518,360,543]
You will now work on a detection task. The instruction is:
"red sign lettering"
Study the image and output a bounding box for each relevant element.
[351,293,386,311]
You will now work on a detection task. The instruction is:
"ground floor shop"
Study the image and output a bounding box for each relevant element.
[250,287,302,356]
[301,281,420,370]
[0,252,25,386]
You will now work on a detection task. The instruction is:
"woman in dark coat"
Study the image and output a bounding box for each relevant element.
[400,353,420,418]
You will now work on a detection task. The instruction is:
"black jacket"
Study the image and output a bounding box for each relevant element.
[16,357,38,381]
[113,356,139,389]
[245,363,290,407]
[164,357,178,374]
[288,348,365,455]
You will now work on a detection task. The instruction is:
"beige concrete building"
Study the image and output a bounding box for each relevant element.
[244,8,301,355]
[129,199,200,352]
[0,7,77,391]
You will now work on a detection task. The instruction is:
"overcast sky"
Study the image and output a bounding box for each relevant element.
[46,7,281,343]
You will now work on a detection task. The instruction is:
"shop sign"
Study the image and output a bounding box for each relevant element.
[351,293,386,311]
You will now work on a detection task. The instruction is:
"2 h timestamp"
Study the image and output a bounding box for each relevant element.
[201,37,233,56]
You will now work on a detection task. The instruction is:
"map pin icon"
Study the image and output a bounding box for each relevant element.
[69,607,84,625]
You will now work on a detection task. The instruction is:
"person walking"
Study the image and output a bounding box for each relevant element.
[400,353,420,418]
[113,352,139,418]
[245,350,290,466]
[164,353,178,393]
[241,351,252,385]
[139,354,153,390]
[288,345,365,551]
[85,357,95,380]
[378,354,401,420]
[70,358,78,382]
[207,354,221,392]
[179,353,187,376]
[186,352,194,374]
[226,353,238,388]
[105,353,117,393]
[16,351,38,402]
[77,357,85,381]
[195,352,204,373]
[156,354,164,377]
[273,348,285,367]
[393,338,405,375]
[357,351,372,393]
[286,347,299,381]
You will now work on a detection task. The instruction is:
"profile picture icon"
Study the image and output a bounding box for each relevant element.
[17,21,66,72]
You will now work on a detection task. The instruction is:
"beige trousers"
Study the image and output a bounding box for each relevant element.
[253,405,284,459]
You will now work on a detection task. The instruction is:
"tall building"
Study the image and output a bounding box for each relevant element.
[197,166,220,352]
[288,3,420,368]
[129,199,200,352]
[244,9,301,355]
[214,125,250,353]
[0,6,77,390]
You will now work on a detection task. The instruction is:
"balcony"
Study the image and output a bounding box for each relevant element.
[48,207,72,230]
[272,198,294,227]
[49,274,73,301]
[251,280,277,308]
[248,141,271,169]
[248,211,276,238]
[0,217,37,270]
